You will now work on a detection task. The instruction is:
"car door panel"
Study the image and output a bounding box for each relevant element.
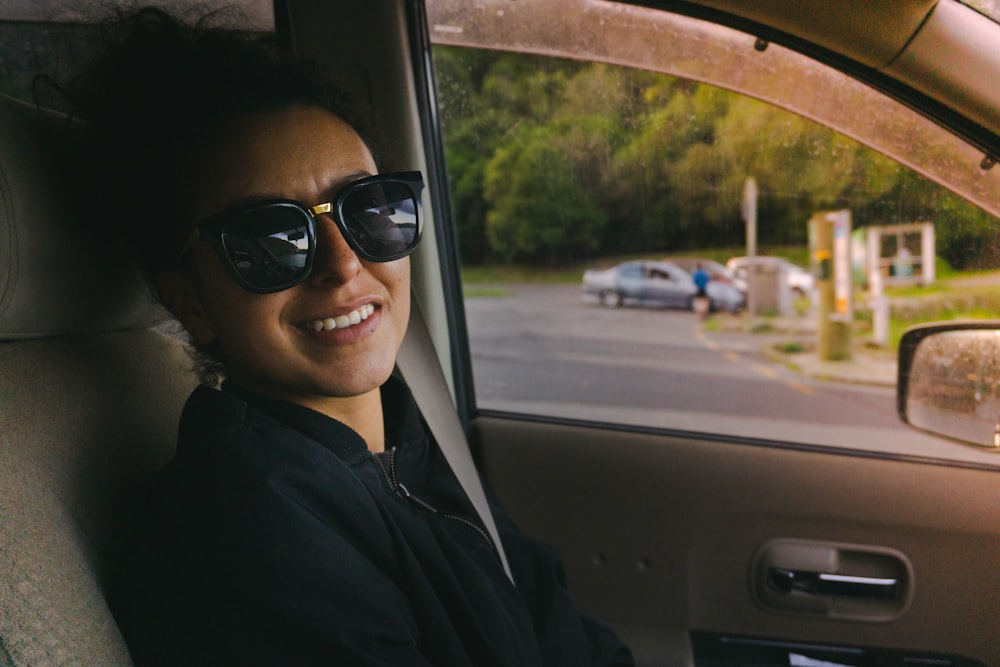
[473,415,1000,665]
[647,272,687,310]
[280,0,1000,664]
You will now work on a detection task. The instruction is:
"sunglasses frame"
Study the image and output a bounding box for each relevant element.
[186,171,424,294]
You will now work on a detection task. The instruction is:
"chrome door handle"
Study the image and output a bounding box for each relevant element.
[752,539,913,621]
[769,567,899,599]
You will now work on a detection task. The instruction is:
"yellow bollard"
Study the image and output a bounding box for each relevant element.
[811,213,852,361]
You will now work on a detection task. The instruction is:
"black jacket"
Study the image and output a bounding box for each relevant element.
[110,377,633,666]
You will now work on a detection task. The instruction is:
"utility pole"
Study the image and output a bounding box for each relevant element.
[742,177,758,314]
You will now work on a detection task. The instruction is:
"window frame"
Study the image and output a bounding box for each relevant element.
[421,0,1000,469]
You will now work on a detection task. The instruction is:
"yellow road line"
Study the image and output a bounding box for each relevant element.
[752,364,777,378]
[704,338,817,396]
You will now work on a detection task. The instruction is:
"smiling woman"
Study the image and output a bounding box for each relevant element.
[7,1,1000,666]
[54,7,632,667]
[155,107,413,433]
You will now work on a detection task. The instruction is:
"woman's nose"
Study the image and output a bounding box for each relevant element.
[308,216,362,286]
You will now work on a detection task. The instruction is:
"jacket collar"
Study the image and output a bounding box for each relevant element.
[216,374,424,461]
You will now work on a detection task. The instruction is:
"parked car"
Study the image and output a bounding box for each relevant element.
[669,257,748,294]
[583,260,745,311]
[726,255,816,298]
[4,1,1000,666]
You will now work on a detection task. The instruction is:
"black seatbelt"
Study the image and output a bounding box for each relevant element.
[396,295,515,583]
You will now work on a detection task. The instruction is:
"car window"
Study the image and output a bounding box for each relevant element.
[427,0,1000,465]
[620,265,641,279]
[958,0,1000,23]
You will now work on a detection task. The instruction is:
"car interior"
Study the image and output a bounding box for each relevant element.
[2,1,1000,666]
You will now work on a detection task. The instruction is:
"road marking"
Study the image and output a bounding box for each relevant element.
[788,381,815,395]
[703,332,820,397]
[752,364,777,378]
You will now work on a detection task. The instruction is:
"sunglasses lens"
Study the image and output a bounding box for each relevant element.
[220,205,313,291]
[341,181,419,259]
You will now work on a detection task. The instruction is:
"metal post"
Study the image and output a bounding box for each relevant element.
[742,177,758,315]
[811,212,852,360]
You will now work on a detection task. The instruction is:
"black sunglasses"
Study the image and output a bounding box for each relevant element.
[182,171,424,293]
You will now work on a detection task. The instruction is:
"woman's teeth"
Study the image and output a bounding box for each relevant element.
[308,304,375,331]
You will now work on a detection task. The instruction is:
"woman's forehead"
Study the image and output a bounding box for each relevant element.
[193,107,377,213]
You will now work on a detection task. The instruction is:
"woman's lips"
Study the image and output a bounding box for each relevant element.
[302,303,376,332]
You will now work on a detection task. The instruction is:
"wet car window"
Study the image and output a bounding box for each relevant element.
[427,0,1000,465]
[958,0,1000,23]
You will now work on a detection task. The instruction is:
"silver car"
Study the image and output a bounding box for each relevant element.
[582,260,745,311]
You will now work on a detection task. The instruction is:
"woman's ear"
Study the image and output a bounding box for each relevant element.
[154,270,216,345]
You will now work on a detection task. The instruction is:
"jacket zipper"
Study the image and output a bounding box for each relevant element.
[377,447,499,556]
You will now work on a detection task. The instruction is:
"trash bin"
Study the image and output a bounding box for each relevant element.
[748,262,785,314]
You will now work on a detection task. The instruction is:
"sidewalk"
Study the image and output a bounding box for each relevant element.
[783,349,897,387]
[708,312,898,388]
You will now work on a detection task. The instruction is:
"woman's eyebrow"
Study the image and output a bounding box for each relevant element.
[319,171,374,202]
[222,194,283,209]
[214,171,375,212]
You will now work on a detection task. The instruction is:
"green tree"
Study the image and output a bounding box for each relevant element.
[609,84,734,252]
[433,47,588,263]
[433,45,1000,268]
[483,123,607,263]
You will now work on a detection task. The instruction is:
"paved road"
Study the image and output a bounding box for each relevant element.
[463,284,959,457]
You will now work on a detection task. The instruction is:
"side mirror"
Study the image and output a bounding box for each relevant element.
[898,322,1000,450]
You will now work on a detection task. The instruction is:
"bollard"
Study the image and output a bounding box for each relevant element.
[872,296,889,347]
[811,212,852,361]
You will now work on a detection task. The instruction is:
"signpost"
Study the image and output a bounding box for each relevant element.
[742,177,758,314]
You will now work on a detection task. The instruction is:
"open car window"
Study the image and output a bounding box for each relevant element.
[426,0,1000,466]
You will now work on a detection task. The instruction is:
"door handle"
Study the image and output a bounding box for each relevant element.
[768,567,899,599]
[751,539,913,621]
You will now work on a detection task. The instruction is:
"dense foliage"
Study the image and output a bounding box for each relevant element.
[433,46,1000,269]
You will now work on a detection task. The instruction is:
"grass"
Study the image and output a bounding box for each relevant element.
[887,301,1000,348]
[463,285,510,298]
[883,282,949,298]
[461,264,585,284]
[460,245,815,285]
[750,321,776,334]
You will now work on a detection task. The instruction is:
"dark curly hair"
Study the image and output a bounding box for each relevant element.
[66,7,389,384]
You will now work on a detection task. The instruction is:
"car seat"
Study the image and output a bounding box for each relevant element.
[0,94,197,666]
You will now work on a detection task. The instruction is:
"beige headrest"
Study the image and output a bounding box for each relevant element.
[0,94,164,341]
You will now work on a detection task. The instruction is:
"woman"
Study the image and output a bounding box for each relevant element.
[72,9,633,666]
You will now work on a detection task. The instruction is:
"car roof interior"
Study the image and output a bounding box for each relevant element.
[1,0,999,665]
[661,0,1000,156]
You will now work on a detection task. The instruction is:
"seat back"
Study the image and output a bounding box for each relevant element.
[0,95,197,666]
